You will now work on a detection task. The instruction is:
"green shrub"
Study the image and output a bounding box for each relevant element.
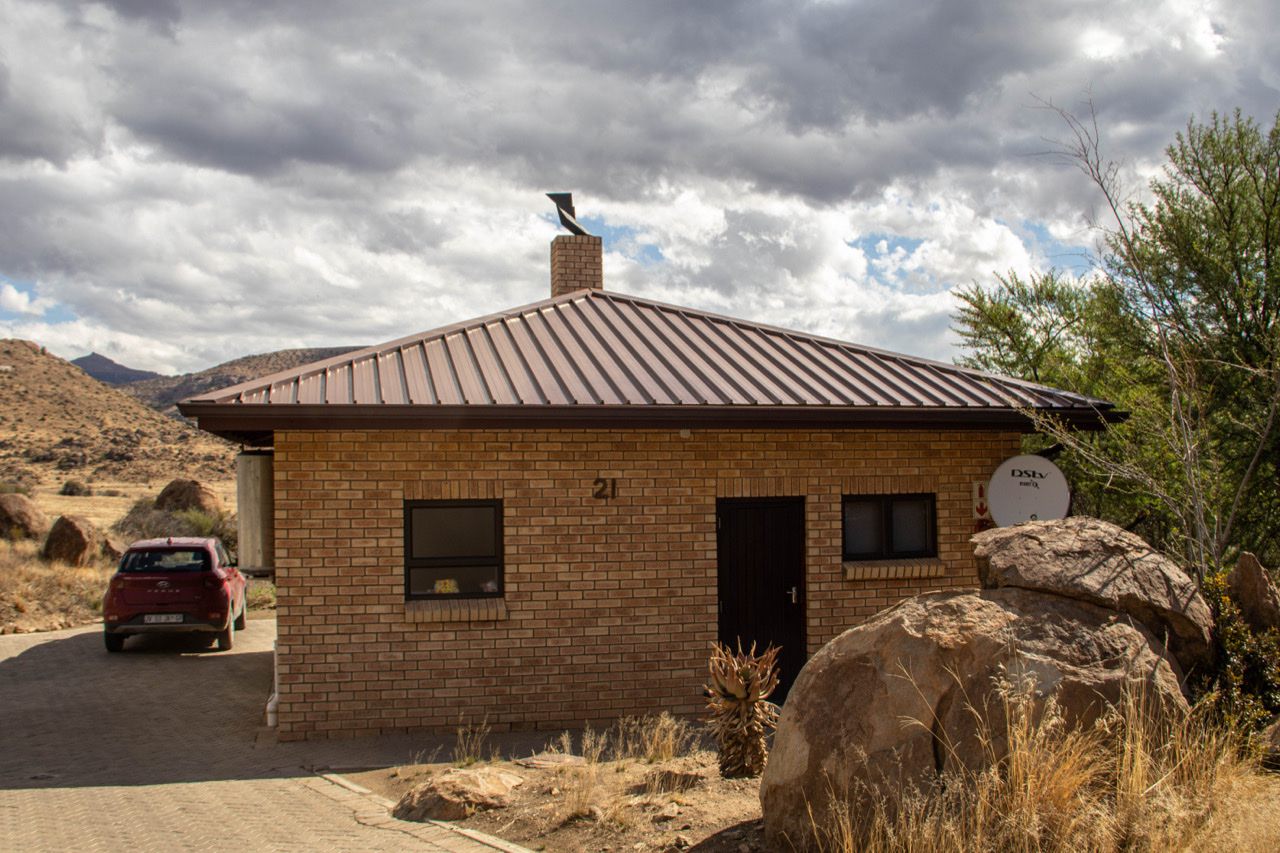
[0,481,33,497]
[1195,572,1280,732]
[114,498,237,552]
[174,508,237,552]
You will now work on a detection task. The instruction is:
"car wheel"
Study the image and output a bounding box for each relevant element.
[104,632,125,653]
[234,592,247,630]
[217,618,235,652]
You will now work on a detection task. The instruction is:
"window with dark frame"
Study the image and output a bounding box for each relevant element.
[404,499,503,599]
[842,493,937,560]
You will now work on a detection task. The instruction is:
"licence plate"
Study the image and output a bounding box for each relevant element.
[144,614,184,624]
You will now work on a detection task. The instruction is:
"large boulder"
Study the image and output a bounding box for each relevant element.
[1228,552,1280,634]
[392,767,524,821]
[972,517,1213,672]
[1262,717,1280,771]
[42,515,100,566]
[154,479,222,515]
[0,493,48,540]
[760,587,1189,850]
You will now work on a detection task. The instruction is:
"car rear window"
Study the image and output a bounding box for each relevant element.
[119,549,211,573]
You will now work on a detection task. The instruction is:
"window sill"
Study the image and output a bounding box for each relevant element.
[843,559,947,581]
[404,597,508,623]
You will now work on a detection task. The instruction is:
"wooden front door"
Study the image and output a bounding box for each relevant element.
[716,497,806,702]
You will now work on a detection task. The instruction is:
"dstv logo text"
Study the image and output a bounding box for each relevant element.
[1009,469,1047,480]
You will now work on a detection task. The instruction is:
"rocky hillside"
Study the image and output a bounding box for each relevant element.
[70,352,163,385]
[123,346,361,416]
[0,340,235,487]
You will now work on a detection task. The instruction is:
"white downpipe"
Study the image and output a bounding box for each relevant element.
[265,639,279,727]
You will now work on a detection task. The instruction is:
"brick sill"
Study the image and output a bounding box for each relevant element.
[843,559,947,581]
[405,598,509,623]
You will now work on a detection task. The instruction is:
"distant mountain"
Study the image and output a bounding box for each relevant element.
[123,346,364,417]
[71,352,164,385]
[0,339,234,487]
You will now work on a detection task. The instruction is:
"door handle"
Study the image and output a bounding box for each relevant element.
[786,586,798,604]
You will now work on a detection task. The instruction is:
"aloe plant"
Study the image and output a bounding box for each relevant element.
[705,641,781,778]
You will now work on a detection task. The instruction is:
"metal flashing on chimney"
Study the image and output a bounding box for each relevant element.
[547,192,590,236]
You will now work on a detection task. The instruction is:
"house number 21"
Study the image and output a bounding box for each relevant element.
[592,478,618,499]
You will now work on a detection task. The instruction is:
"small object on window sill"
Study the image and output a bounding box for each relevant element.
[404,597,508,623]
[843,559,947,582]
[433,578,460,595]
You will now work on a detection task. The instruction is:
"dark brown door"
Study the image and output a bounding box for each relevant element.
[717,497,806,702]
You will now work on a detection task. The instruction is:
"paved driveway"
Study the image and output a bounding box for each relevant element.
[0,619,527,852]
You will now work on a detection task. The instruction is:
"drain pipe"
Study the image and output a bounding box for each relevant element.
[265,639,279,727]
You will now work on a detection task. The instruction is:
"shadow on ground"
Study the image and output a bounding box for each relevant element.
[0,623,566,792]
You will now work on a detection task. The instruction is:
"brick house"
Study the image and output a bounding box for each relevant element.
[181,231,1117,741]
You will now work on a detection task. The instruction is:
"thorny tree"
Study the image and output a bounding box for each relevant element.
[956,106,1280,579]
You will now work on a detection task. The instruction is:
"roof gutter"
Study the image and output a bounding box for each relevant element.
[178,401,1125,445]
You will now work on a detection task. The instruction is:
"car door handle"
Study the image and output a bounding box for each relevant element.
[786,586,798,604]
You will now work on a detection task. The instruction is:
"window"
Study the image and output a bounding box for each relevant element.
[404,500,503,599]
[842,493,936,560]
[119,549,210,573]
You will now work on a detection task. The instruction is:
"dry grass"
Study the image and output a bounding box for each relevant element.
[809,677,1280,853]
[245,578,276,611]
[454,717,494,767]
[27,479,236,536]
[354,724,765,852]
[0,539,112,633]
[611,712,697,764]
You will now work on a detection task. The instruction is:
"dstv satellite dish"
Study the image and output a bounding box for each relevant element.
[987,454,1071,526]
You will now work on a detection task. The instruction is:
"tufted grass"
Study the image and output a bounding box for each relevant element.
[808,678,1280,853]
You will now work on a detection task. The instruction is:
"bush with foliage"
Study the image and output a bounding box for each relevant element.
[114,498,237,553]
[59,480,92,497]
[1195,572,1280,733]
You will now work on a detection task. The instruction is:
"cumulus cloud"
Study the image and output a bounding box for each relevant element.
[0,0,1276,373]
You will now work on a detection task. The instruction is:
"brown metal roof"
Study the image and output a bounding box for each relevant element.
[179,289,1120,442]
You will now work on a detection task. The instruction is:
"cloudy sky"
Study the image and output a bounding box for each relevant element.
[0,0,1274,375]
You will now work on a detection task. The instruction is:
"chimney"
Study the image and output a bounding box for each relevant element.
[550,234,603,297]
[547,192,603,297]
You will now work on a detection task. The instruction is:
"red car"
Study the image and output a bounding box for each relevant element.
[102,537,247,653]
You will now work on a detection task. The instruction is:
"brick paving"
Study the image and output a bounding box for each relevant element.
[0,619,532,852]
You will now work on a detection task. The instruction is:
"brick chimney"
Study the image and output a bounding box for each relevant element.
[550,234,603,298]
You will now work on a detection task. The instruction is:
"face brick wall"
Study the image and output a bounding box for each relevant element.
[272,428,1021,740]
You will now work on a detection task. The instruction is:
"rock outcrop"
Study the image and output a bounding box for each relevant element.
[154,479,222,515]
[972,516,1213,672]
[392,767,524,821]
[0,493,48,540]
[761,517,1212,850]
[42,515,101,566]
[1262,717,1280,771]
[760,588,1188,848]
[1228,552,1280,634]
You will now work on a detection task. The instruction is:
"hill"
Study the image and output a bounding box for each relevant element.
[123,346,362,417]
[70,352,163,385]
[0,339,235,488]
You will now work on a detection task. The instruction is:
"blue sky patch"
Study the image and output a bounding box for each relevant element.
[0,276,77,323]
[1011,220,1095,277]
[545,213,666,266]
[849,233,924,258]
